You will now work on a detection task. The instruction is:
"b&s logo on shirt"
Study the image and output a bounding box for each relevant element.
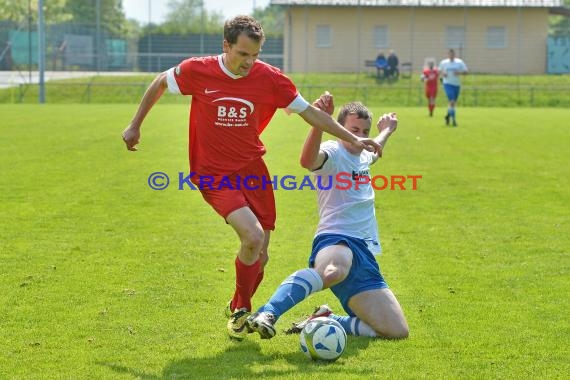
[351,169,370,180]
[213,97,254,128]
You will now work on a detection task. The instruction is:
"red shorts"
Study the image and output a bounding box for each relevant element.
[425,87,438,97]
[199,158,276,230]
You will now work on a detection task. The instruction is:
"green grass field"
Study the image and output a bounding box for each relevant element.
[1,103,568,379]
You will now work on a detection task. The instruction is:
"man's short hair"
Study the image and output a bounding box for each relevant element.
[224,15,265,45]
[337,102,373,126]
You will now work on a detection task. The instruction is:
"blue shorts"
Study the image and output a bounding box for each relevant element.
[443,83,461,101]
[309,233,388,316]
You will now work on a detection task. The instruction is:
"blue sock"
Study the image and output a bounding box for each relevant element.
[330,315,377,337]
[258,268,323,320]
[449,108,456,120]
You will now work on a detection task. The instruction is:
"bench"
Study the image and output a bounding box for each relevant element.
[400,62,412,78]
[365,60,383,78]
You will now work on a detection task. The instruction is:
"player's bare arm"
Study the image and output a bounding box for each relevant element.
[121,72,168,151]
[314,91,335,116]
[299,92,334,170]
[299,103,380,154]
[300,127,326,171]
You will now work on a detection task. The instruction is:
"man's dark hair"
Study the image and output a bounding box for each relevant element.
[337,102,372,126]
[224,15,265,45]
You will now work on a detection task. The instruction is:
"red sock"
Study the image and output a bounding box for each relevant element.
[429,104,435,113]
[231,267,263,311]
[232,257,260,312]
[251,270,264,297]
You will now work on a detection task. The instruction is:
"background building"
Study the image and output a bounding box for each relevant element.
[272,0,566,74]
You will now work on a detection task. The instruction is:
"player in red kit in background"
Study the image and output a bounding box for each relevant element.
[121,15,380,341]
[421,60,439,117]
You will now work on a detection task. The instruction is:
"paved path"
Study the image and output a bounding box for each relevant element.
[0,71,142,89]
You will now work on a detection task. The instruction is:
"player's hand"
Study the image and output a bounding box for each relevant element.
[377,112,398,135]
[355,137,382,154]
[313,91,334,115]
[122,124,140,151]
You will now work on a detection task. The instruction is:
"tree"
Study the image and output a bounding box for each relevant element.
[157,0,224,34]
[64,0,127,36]
[549,0,570,37]
[253,5,284,37]
[0,0,70,24]
[0,0,128,35]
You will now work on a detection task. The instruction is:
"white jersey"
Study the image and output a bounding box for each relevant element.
[438,58,468,86]
[312,140,382,255]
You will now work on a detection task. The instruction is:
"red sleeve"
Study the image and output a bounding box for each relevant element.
[173,58,196,96]
[271,69,299,108]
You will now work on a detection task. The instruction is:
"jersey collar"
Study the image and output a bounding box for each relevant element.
[218,54,242,79]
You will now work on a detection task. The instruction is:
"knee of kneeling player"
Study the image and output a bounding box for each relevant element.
[378,323,409,340]
[321,265,349,287]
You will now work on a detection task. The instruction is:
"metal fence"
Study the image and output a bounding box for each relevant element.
[1,17,569,106]
[0,21,283,73]
[3,78,570,108]
[2,16,570,74]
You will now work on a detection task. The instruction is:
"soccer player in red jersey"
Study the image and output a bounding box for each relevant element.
[421,60,439,117]
[121,15,380,340]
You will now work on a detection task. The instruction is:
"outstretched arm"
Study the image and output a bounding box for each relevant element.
[121,72,168,151]
[372,112,398,162]
[299,99,380,154]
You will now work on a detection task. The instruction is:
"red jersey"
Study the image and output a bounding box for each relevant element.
[422,68,439,94]
[167,55,301,177]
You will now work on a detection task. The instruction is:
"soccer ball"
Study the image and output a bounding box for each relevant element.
[299,317,347,361]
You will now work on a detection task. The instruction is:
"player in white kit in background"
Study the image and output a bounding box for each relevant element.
[439,49,469,127]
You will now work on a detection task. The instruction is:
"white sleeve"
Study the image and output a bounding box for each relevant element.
[285,94,310,114]
[166,67,181,94]
[312,141,337,174]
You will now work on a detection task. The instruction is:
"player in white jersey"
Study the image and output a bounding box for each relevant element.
[246,92,409,339]
[438,49,468,127]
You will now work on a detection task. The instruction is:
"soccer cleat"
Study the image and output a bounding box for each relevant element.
[452,120,458,127]
[284,304,333,335]
[227,308,250,341]
[444,114,450,125]
[247,312,277,339]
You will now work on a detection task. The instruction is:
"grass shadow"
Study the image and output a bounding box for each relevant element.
[100,335,375,379]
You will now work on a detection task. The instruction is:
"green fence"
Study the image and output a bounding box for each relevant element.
[2,81,570,108]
